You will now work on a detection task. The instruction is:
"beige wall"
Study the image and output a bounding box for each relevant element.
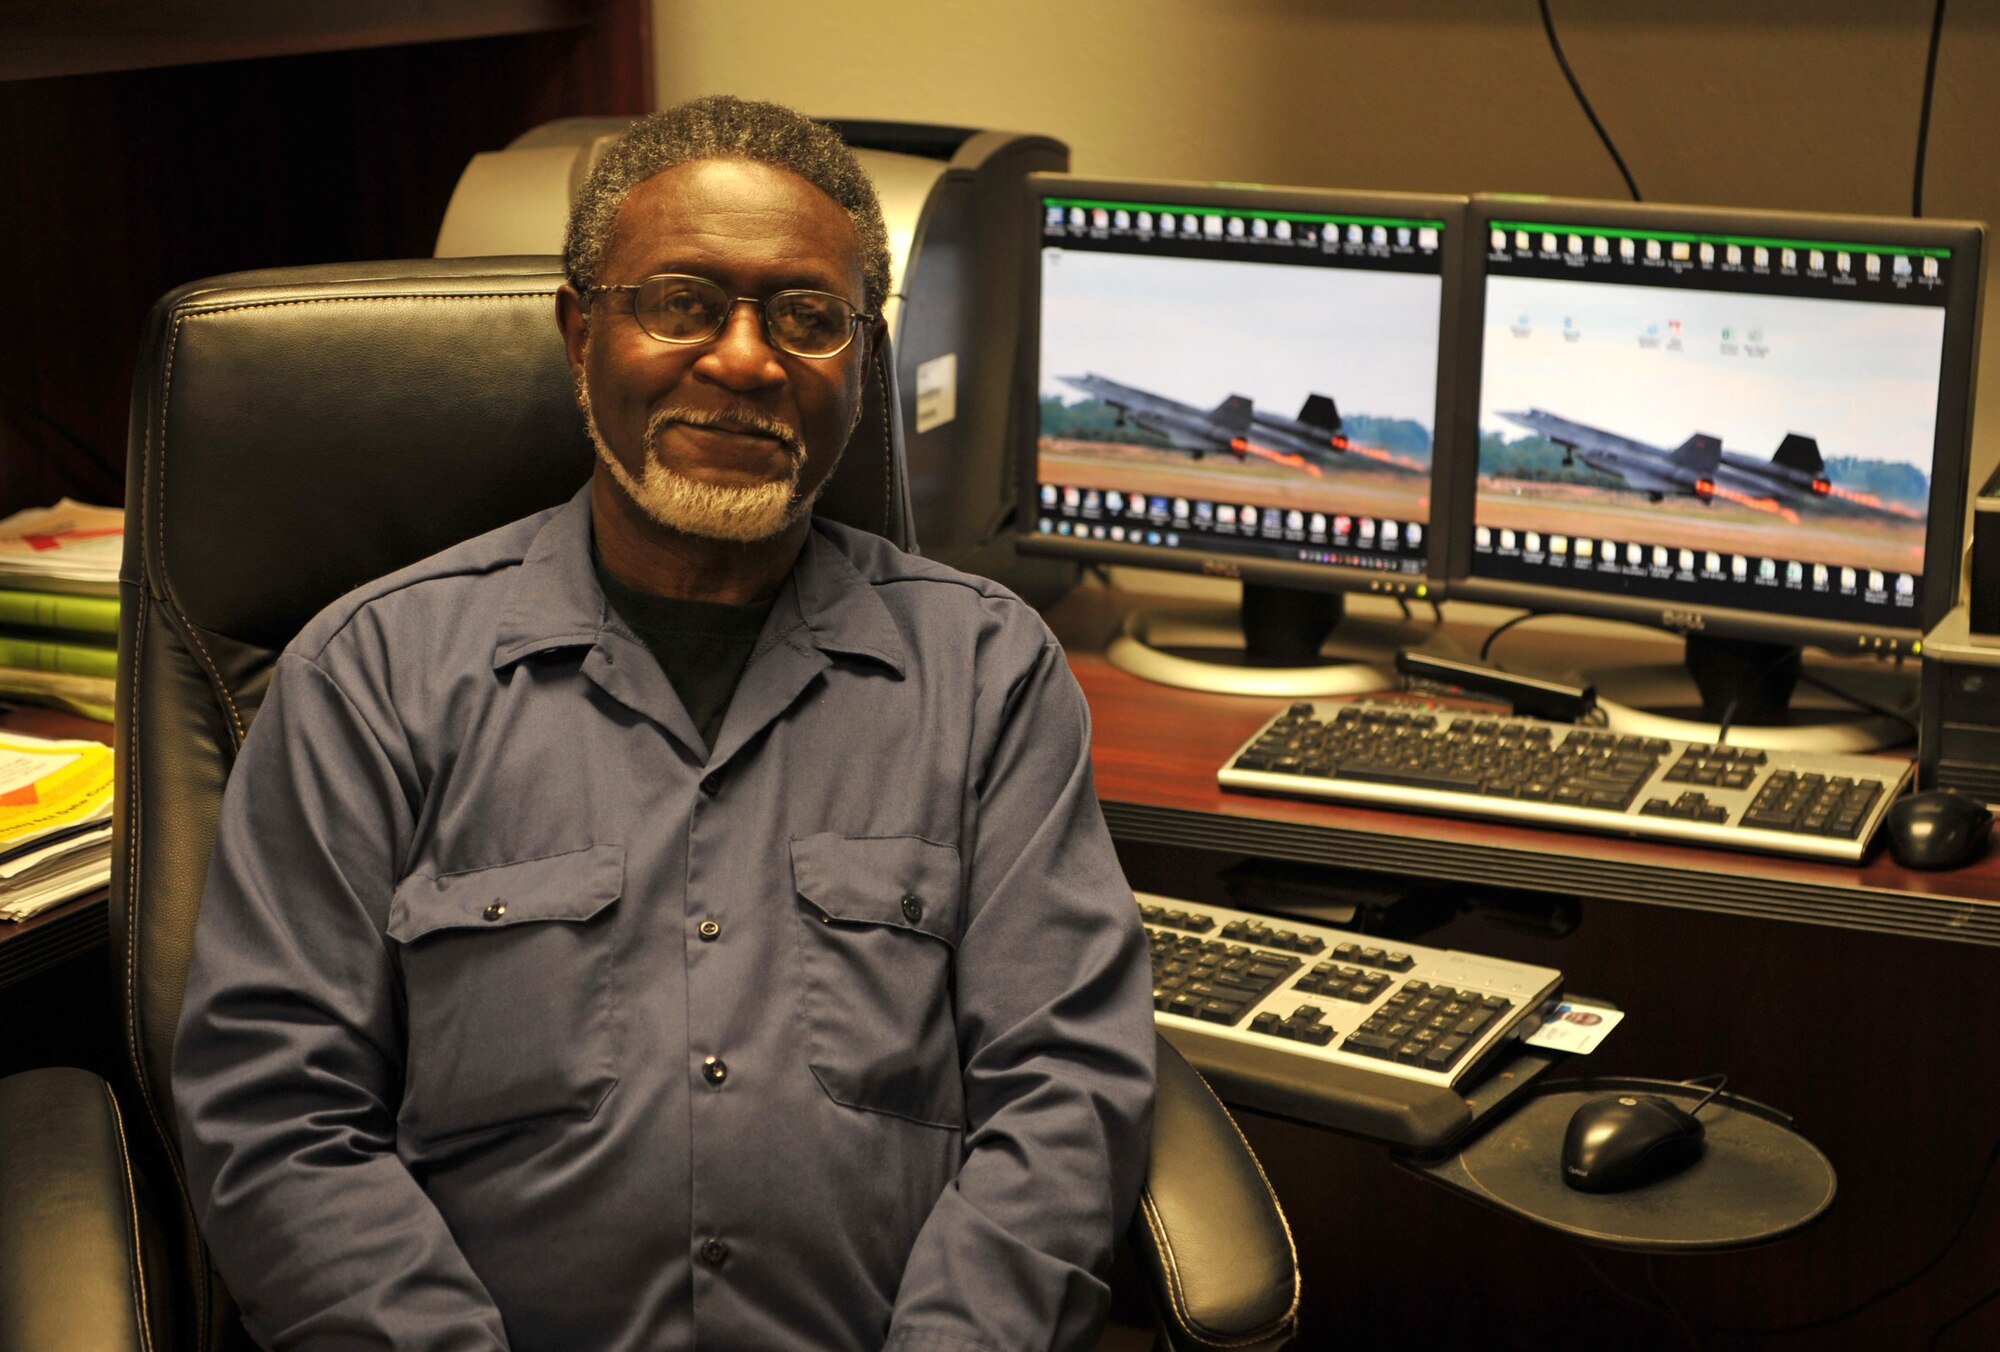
[655,0,2000,524]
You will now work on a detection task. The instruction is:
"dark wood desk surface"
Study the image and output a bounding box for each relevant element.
[1043,585,2000,949]
[0,706,115,989]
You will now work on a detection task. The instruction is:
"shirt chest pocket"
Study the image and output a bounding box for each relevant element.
[791,833,964,1130]
[387,844,624,1146]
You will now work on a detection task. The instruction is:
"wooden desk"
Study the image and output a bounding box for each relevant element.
[1050,584,2000,1348]
[1045,585,2000,948]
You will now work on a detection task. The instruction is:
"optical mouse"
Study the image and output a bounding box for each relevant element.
[1560,1094,1705,1193]
[1883,790,1993,871]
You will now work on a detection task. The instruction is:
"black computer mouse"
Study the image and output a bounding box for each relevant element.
[1560,1094,1705,1193]
[1883,790,1994,871]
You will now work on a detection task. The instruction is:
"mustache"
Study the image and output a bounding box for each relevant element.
[648,405,806,460]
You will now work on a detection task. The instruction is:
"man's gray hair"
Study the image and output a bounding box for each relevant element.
[563,95,891,315]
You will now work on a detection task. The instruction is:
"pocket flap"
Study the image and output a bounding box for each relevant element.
[790,833,961,945]
[388,843,624,943]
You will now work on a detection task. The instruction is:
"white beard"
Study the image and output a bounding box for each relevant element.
[577,376,811,544]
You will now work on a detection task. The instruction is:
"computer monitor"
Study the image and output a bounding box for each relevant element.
[1017,174,1464,693]
[1442,197,1982,743]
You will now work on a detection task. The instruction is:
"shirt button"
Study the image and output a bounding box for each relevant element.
[901,893,924,924]
[698,919,721,941]
[703,1056,727,1085]
[699,775,720,798]
[700,1238,728,1266]
[482,902,506,922]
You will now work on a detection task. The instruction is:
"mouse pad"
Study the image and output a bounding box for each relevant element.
[1397,1078,1836,1251]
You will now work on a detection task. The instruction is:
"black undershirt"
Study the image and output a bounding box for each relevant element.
[593,553,776,752]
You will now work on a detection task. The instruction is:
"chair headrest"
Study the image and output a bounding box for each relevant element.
[127,257,912,654]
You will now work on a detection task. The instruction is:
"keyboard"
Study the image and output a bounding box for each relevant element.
[1218,701,1915,863]
[1140,894,1562,1091]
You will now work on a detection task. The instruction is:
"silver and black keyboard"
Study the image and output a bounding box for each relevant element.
[1218,702,1914,863]
[1140,894,1562,1091]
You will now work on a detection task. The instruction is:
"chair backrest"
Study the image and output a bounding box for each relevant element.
[114,257,912,1349]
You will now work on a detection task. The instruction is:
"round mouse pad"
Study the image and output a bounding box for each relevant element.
[1405,1079,1836,1251]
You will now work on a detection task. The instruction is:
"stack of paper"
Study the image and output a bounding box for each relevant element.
[0,500,121,721]
[0,730,114,922]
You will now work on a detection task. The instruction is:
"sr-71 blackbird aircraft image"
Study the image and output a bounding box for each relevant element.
[1056,373,1425,476]
[1495,408,1922,522]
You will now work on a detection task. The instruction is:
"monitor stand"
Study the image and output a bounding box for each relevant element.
[1105,582,1402,697]
[1590,634,1915,753]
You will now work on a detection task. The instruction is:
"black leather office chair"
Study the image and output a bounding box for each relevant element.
[0,259,1297,1352]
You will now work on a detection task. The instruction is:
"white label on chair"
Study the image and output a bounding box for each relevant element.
[914,352,957,434]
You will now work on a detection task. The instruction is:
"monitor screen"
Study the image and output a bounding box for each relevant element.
[1018,177,1462,601]
[1448,198,1981,654]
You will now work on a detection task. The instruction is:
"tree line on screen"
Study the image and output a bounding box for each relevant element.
[1480,431,1930,505]
[1041,396,1433,453]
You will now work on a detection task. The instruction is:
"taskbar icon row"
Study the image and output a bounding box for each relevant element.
[1475,523,1916,607]
[1036,482,1425,555]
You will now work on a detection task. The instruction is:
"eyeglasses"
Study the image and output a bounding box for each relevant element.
[585,273,875,359]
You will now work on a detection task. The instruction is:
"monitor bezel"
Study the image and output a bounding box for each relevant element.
[1440,194,1983,655]
[1014,173,1469,603]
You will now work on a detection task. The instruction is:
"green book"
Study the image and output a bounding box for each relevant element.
[0,635,116,679]
[0,587,119,637]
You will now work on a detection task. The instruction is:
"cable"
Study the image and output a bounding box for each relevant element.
[1913,0,1949,216]
[1701,1122,2000,1336]
[1681,1072,1728,1116]
[1537,0,1641,201]
[1931,1280,2000,1349]
[1479,610,1549,661]
[1797,670,1920,739]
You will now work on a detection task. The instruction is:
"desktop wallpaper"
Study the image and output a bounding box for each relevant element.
[1474,274,1942,581]
[1037,248,1442,529]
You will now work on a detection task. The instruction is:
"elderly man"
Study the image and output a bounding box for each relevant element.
[173,96,1154,1352]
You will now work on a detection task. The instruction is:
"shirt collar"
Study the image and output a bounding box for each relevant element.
[491,484,906,679]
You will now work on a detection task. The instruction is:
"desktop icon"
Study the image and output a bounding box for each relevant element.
[1194,500,1215,524]
[1397,227,1412,246]
[1678,548,1695,572]
[1490,226,1506,251]
[1626,542,1644,566]
[1358,518,1377,540]
[1068,207,1086,228]
[1159,215,1176,234]
[1782,248,1797,268]
[1226,217,1245,238]
[1113,210,1130,229]
[1382,520,1400,544]
[1182,214,1198,233]
[1672,241,1692,261]
[1149,495,1170,517]
[1836,251,1851,272]
[1203,216,1224,237]
[1868,569,1885,592]
[1576,538,1594,560]
[1924,256,1940,278]
[1813,563,1829,587]
[1372,225,1388,245]
[1476,525,1492,549]
[1551,534,1568,555]
[1567,234,1584,255]
[1062,486,1081,509]
[1217,505,1237,527]
[1525,531,1541,553]
[1056,521,1072,536]
[1897,573,1915,596]
[1286,509,1305,531]
[1893,254,1912,277]
[1725,244,1741,265]
[1173,497,1189,519]
[1335,514,1354,538]
[1809,249,1824,270]
[1758,558,1777,581]
[1704,551,1722,573]
[1105,490,1124,512]
[1274,219,1292,241]
[1165,533,1179,547]
[1418,227,1438,248]
[1407,523,1423,547]
[1136,212,1153,231]
[1251,218,1268,239]
[1309,512,1327,535]
[1865,254,1881,276]
[1500,528,1517,550]
[1348,224,1365,244]
[1732,555,1749,579]
[1593,236,1609,256]
[1785,561,1803,584]
[1620,237,1636,260]
[1091,209,1109,229]
[1841,566,1857,590]
[1647,239,1663,260]
[1109,525,1124,542]
[1754,246,1769,266]
[1045,206,1065,228]
[1542,232,1558,253]
[1698,243,1714,264]
[1516,230,1531,250]
[1040,483,1058,507]
[1652,545,1670,568]
[1082,489,1101,512]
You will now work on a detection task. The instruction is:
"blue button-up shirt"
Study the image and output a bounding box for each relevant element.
[173,487,1155,1352]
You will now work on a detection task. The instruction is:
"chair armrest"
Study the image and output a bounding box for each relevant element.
[1129,1033,1299,1352]
[0,1068,153,1352]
